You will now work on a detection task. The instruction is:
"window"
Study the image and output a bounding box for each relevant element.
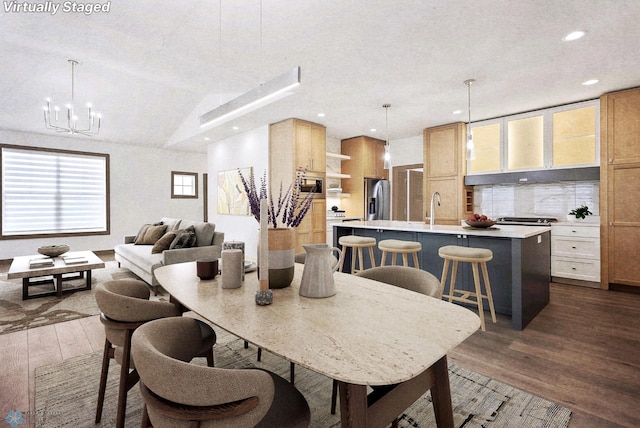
[1,145,109,238]
[171,171,198,198]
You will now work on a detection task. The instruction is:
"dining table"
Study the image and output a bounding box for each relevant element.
[155,262,480,427]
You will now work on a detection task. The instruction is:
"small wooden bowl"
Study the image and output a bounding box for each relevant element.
[464,220,496,228]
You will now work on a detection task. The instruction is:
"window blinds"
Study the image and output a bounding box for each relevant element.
[1,146,108,237]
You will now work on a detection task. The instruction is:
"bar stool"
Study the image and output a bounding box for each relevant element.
[378,239,421,268]
[338,235,376,274]
[438,245,497,331]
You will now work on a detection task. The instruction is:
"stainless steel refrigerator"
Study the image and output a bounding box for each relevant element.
[364,178,390,220]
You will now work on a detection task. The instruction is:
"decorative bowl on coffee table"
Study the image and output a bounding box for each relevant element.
[37,244,70,257]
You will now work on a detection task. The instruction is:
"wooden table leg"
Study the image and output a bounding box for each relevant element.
[339,381,368,427]
[430,355,454,428]
[55,273,63,298]
[22,278,29,300]
[85,269,92,291]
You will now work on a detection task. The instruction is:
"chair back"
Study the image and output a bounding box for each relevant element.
[132,317,277,428]
[95,279,181,347]
[355,265,442,298]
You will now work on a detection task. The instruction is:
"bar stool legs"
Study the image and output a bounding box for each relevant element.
[338,236,376,274]
[439,245,496,331]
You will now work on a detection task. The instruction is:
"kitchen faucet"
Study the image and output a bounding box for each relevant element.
[430,191,441,228]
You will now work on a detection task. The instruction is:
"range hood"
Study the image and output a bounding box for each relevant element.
[464,167,599,186]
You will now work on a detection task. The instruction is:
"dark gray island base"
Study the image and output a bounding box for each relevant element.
[333,221,551,330]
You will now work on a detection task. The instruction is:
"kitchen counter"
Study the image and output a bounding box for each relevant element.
[334,221,551,330]
[333,220,550,239]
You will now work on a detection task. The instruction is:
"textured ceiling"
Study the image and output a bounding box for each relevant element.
[1,0,639,152]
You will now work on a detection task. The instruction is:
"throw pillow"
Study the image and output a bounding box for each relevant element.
[133,222,163,243]
[169,226,197,249]
[152,230,179,253]
[179,220,215,247]
[135,224,168,245]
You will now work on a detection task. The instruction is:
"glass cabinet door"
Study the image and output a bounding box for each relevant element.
[507,115,544,170]
[552,105,597,167]
[468,122,501,174]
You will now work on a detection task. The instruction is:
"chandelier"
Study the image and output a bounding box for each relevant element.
[43,59,101,135]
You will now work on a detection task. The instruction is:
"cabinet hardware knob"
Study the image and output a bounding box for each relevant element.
[572,246,576,249]
[572,267,576,270]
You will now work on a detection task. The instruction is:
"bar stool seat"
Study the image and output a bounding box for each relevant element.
[378,239,421,268]
[438,245,497,331]
[338,236,376,274]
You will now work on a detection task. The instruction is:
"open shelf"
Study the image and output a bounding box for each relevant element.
[326,172,350,179]
[326,152,351,160]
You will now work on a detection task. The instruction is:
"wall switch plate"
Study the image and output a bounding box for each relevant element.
[538,235,542,243]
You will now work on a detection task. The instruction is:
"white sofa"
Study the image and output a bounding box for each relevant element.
[114,217,224,294]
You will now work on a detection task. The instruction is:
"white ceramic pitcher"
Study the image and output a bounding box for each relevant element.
[299,244,343,298]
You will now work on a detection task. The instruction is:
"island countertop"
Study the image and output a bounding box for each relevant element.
[334,220,550,239]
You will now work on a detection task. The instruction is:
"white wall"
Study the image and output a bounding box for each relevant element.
[207,126,269,259]
[0,129,206,259]
[389,135,423,168]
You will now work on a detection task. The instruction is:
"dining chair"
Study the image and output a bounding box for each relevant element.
[328,266,442,417]
[94,279,216,428]
[132,316,311,428]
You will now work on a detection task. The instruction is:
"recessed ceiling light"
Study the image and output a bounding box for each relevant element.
[317,113,325,117]
[370,128,377,132]
[232,126,239,130]
[453,110,463,115]
[204,137,210,141]
[563,31,586,41]
[582,79,599,86]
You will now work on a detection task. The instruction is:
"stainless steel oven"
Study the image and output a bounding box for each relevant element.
[300,175,324,198]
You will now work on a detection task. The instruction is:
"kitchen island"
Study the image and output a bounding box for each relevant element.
[333,220,551,330]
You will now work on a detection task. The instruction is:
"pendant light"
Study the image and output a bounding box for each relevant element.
[383,103,391,170]
[464,79,476,160]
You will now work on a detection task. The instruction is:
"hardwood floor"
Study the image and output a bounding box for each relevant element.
[0,275,638,427]
[449,283,640,428]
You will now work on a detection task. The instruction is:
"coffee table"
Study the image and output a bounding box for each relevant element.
[8,251,105,300]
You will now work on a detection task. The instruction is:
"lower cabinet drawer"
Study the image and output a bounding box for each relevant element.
[551,257,600,281]
[551,236,600,258]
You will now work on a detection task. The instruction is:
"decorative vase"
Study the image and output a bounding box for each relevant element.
[258,228,295,289]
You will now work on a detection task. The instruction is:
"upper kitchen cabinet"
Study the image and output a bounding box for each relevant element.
[424,123,460,176]
[270,118,327,176]
[467,121,501,174]
[600,87,640,289]
[507,113,544,170]
[423,123,467,224]
[553,105,598,166]
[295,120,326,173]
[467,100,599,176]
[340,136,388,218]
[342,136,387,179]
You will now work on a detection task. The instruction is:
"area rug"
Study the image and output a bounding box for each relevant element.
[34,329,572,428]
[0,261,146,335]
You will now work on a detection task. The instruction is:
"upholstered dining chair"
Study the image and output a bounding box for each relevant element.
[327,266,442,416]
[132,316,311,428]
[94,279,216,428]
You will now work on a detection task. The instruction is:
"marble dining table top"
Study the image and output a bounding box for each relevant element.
[155,262,480,386]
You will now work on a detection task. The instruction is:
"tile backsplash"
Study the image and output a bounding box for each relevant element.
[473,181,599,219]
